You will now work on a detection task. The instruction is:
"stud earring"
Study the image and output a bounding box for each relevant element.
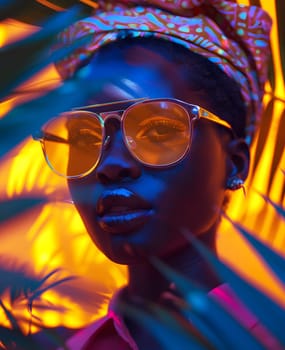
[226,176,246,196]
[62,199,74,204]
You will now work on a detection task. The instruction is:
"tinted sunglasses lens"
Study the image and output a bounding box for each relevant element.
[123,101,191,166]
[41,111,103,177]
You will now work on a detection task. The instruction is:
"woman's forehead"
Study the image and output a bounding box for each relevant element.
[80,41,209,107]
[89,41,184,81]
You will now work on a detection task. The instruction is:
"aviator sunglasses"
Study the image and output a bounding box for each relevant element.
[34,98,233,179]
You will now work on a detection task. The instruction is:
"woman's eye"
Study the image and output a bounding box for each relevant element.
[70,128,102,148]
[136,117,187,142]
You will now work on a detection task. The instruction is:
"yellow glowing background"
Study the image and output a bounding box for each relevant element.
[0,0,284,330]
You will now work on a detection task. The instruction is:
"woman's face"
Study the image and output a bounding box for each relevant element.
[68,43,233,264]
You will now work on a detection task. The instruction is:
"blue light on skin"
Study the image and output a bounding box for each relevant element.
[67,41,249,342]
[77,56,174,104]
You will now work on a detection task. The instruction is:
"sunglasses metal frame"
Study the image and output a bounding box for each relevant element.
[34,98,234,179]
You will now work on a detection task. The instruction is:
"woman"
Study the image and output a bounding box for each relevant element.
[36,1,277,349]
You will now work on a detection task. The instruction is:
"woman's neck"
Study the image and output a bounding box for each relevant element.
[126,231,221,303]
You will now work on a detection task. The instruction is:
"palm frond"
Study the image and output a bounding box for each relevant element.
[0,7,83,100]
[250,98,274,185]
[0,1,96,24]
[0,260,76,348]
[150,257,266,350]
[258,192,285,219]
[0,1,284,349]
[119,300,210,350]
[182,229,285,346]
[0,197,46,223]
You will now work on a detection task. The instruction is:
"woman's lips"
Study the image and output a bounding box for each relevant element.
[96,188,153,234]
[98,209,153,234]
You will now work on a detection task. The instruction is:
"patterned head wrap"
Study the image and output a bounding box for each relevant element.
[55,0,272,143]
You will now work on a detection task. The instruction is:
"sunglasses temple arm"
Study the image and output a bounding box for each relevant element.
[198,109,232,131]
[33,132,70,144]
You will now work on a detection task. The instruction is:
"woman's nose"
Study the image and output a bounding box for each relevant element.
[95,126,141,184]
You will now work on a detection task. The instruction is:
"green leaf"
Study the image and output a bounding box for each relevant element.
[25,300,67,313]
[225,215,285,285]
[30,268,65,291]
[0,299,20,331]
[258,192,285,219]
[183,229,285,346]
[250,98,274,185]
[149,303,216,350]
[267,46,276,91]
[0,0,94,24]
[0,63,134,159]
[28,275,77,313]
[0,197,46,223]
[0,260,40,299]
[186,293,266,350]
[0,325,39,350]
[181,310,228,350]
[0,8,90,100]
[119,301,210,350]
[151,258,266,350]
[0,77,98,158]
[24,268,76,315]
[267,108,285,195]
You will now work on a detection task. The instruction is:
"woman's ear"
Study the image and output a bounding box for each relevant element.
[226,138,250,182]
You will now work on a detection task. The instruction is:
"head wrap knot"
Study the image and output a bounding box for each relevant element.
[56,0,272,143]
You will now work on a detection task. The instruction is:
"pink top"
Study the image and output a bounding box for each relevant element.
[59,284,282,350]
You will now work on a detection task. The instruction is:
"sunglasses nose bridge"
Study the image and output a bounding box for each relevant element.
[102,110,129,141]
[101,111,124,123]
[100,111,128,151]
